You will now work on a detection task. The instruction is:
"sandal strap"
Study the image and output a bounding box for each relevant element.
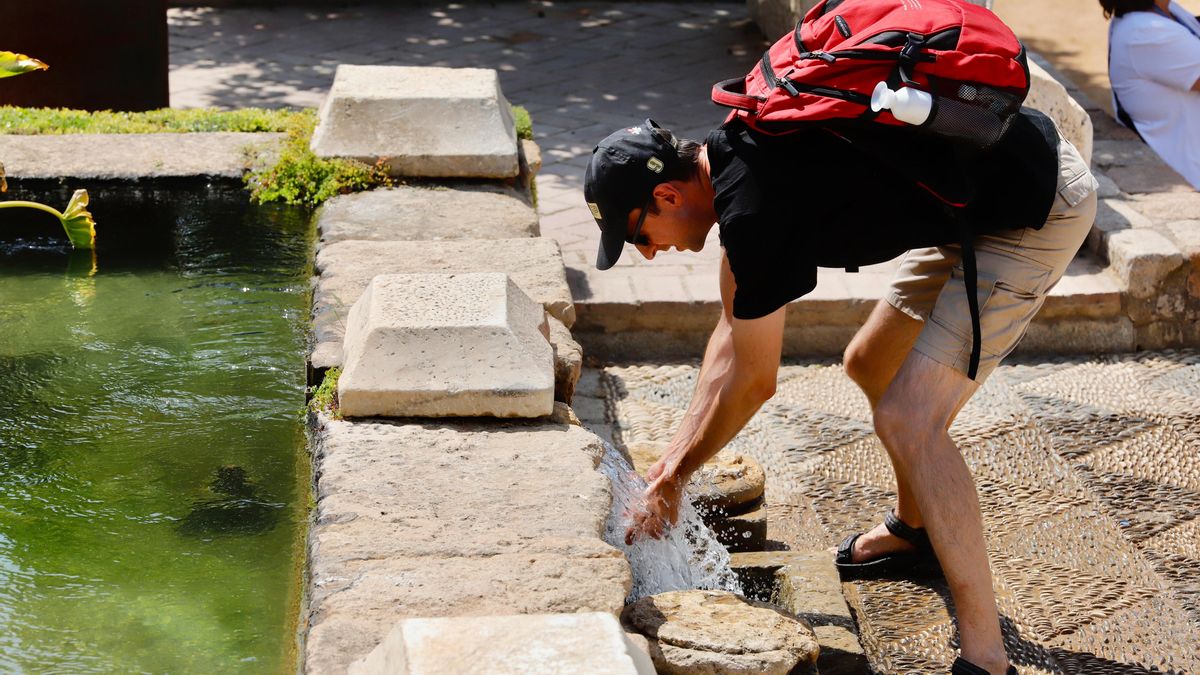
[884,511,931,549]
[835,533,860,565]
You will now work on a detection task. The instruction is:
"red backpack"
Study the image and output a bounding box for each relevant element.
[713,0,1031,148]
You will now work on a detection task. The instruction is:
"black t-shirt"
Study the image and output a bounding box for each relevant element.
[709,109,1060,320]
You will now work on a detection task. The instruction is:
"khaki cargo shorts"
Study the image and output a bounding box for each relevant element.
[885,134,1100,383]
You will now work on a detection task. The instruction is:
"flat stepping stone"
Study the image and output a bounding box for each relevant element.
[626,441,766,513]
[621,590,819,675]
[311,237,575,370]
[338,273,553,418]
[0,132,283,180]
[315,184,538,245]
[311,65,518,178]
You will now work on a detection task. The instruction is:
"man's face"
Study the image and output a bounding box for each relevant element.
[624,182,711,261]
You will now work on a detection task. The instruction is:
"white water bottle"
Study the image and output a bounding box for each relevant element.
[870,82,934,126]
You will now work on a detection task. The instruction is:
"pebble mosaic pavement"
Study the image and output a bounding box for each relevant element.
[598,351,1200,674]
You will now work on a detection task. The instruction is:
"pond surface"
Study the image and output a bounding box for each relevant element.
[0,183,311,673]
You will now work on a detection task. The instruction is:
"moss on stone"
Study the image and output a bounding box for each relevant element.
[244,109,391,207]
[309,367,342,419]
[0,105,302,134]
[512,104,533,141]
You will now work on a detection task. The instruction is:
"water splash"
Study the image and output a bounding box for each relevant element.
[599,442,742,602]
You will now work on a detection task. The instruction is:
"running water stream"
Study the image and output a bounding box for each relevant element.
[598,442,742,601]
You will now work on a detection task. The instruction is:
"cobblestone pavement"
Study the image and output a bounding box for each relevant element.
[168,1,902,306]
[594,352,1200,674]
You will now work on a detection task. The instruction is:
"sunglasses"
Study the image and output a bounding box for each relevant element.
[626,195,652,246]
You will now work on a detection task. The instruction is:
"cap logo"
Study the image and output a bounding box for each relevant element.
[587,202,603,220]
[646,157,665,173]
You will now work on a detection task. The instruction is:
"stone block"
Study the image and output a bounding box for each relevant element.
[625,441,765,514]
[548,315,582,404]
[520,138,542,175]
[312,238,575,369]
[311,65,519,178]
[1129,192,1200,225]
[306,416,632,674]
[1162,221,1200,298]
[1105,229,1184,299]
[338,273,554,418]
[622,590,819,675]
[729,551,867,675]
[774,552,869,675]
[315,184,538,245]
[1026,60,1092,165]
[1088,198,1153,256]
[0,132,283,181]
[348,613,655,675]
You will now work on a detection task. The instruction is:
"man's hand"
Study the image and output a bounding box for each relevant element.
[624,462,684,545]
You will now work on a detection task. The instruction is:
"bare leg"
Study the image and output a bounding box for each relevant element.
[874,350,1008,674]
[842,300,925,559]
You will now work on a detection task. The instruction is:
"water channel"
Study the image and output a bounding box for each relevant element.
[0,183,310,673]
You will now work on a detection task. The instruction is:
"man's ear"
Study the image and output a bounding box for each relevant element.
[652,182,683,207]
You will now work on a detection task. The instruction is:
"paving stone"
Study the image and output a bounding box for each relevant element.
[1107,164,1196,195]
[1092,139,1160,169]
[1026,60,1093,165]
[0,132,282,180]
[311,65,519,178]
[1105,229,1185,299]
[307,415,630,675]
[315,184,538,244]
[312,238,575,369]
[621,589,819,675]
[338,273,554,418]
[548,314,582,404]
[348,613,654,675]
[1094,170,1122,199]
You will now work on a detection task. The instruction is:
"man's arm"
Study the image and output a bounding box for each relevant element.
[626,252,785,542]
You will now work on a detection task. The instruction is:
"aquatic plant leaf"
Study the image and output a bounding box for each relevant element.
[0,51,48,78]
[60,189,96,249]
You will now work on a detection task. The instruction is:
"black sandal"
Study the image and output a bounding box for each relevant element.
[834,510,942,579]
[951,656,1017,674]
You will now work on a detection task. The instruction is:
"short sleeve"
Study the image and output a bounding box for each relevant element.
[721,215,817,320]
[1125,21,1200,92]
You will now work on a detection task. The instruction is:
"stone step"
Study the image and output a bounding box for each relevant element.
[574,252,1127,360]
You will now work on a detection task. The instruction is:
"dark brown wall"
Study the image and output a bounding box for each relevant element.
[0,0,169,111]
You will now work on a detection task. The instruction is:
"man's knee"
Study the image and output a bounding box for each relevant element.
[873,389,945,464]
[843,339,878,387]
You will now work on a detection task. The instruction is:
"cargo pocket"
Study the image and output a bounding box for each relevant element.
[1054,138,1100,210]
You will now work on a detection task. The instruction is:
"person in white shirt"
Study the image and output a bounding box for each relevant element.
[1105,0,1200,189]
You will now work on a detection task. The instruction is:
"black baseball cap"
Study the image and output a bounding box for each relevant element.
[584,119,682,270]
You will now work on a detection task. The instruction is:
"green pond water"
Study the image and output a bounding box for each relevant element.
[0,184,311,673]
